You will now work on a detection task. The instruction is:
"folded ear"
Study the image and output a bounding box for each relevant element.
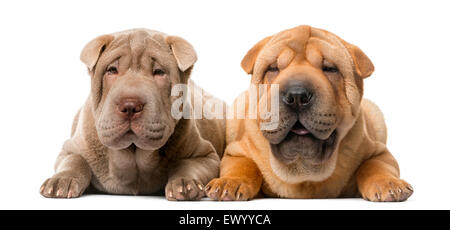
[80,34,114,72]
[166,36,197,72]
[241,36,272,74]
[347,44,374,78]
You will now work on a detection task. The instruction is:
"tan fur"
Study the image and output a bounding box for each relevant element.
[40,29,225,200]
[206,25,413,202]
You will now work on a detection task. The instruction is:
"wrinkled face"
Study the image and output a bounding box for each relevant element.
[81,30,196,151]
[242,26,374,183]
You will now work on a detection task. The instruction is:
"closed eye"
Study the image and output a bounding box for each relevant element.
[322,59,339,73]
[264,63,279,83]
[322,66,339,73]
[266,65,279,73]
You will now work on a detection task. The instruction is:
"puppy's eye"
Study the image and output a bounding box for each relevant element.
[153,69,165,76]
[266,65,279,73]
[322,60,339,73]
[264,64,279,83]
[106,66,118,75]
[322,66,339,73]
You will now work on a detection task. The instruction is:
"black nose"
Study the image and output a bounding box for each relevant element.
[282,85,314,109]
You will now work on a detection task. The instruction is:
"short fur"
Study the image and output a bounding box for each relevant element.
[206,25,412,202]
[40,29,225,200]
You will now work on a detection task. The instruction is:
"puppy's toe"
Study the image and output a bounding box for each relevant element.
[165,178,205,201]
[361,176,413,202]
[206,177,252,201]
[40,177,83,198]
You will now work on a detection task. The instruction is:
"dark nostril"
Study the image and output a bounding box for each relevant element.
[299,92,312,105]
[133,103,143,113]
[118,98,144,117]
[284,94,295,104]
[283,85,314,107]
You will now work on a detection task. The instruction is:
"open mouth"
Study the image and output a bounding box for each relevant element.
[270,121,338,165]
[290,121,311,136]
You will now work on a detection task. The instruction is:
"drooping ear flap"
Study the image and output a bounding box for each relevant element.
[241,36,272,74]
[347,44,374,78]
[166,36,197,72]
[80,34,114,72]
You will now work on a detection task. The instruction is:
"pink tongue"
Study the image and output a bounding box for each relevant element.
[291,127,310,135]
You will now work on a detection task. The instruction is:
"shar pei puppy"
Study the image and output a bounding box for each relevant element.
[206,25,413,202]
[40,29,225,201]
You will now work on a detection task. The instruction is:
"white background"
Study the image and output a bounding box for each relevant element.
[0,0,449,210]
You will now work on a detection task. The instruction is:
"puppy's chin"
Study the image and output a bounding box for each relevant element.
[132,135,169,151]
[268,130,339,184]
[271,130,337,165]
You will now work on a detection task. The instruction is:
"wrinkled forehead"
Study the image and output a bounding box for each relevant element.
[253,26,354,81]
[103,29,174,66]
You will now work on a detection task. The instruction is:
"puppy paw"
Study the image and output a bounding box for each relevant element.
[360,176,413,202]
[165,178,205,201]
[40,177,84,198]
[205,177,253,201]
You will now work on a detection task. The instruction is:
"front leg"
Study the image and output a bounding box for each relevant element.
[356,148,413,202]
[40,152,91,198]
[206,153,262,201]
